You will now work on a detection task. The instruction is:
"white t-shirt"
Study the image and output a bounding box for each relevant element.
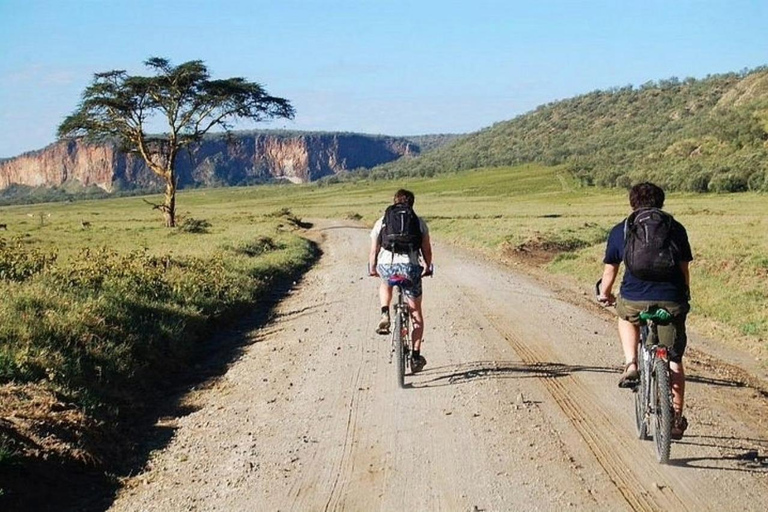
[370,216,429,265]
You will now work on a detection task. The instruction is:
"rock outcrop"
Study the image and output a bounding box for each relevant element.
[0,132,417,192]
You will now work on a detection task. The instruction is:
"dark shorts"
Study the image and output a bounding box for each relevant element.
[617,297,690,363]
[377,263,423,298]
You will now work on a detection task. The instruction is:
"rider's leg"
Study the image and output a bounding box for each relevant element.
[407,295,424,351]
[379,281,393,309]
[670,360,685,414]
[618,317,640,370]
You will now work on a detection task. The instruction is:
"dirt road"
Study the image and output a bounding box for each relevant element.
[110,221,768,511]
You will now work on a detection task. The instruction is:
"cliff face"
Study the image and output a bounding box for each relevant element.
[0,133,417,192]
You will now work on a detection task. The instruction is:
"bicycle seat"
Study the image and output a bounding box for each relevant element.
[639,307,672,324]
[388,275,413,288]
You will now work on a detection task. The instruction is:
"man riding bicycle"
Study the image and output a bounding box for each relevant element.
[368,189,433,372]
[598,182,693,439]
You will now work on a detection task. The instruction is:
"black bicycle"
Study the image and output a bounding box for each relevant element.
[388,274,414,389]
[596,280,675,464]
[634,307,675,464]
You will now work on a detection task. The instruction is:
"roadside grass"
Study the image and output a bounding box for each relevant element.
[0,198,317,482]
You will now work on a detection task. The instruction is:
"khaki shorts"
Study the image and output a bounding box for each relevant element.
[616,297,690,363]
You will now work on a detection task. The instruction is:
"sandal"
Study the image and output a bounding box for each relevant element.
[618,360,640,388]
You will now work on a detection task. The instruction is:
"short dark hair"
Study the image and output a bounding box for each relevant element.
[394,189,415,206]
[629,182,665,210]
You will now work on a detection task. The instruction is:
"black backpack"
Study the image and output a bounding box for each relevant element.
[379,203,423,253]
[623,207,680,281]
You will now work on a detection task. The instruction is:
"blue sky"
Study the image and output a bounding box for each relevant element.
[1,0,767,158]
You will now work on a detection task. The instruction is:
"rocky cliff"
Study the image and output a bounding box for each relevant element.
[0,132,417,192]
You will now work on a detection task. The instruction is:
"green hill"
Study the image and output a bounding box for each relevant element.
[372,67,768,192]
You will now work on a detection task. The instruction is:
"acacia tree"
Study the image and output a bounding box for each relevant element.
[58,57,294,227]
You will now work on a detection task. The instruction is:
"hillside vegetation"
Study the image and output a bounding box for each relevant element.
[370,68,768,192]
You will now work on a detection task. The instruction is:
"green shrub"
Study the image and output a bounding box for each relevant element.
[177,217,211,233]
[235,236,284,257]
[0,238,57,281]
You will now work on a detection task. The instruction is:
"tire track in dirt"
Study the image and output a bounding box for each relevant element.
[472,300,703,512]
[322,343,366,512]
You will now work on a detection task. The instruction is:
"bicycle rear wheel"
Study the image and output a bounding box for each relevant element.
[393,312,405,389]
[634,346,649,440]
[652,358,673,464]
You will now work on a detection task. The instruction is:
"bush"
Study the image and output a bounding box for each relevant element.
[0,238,57,281]
[235,236,284,257]
[177,217,211,233]
[708,173,749,193]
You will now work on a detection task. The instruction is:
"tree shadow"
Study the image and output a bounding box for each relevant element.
[409,360,616,388]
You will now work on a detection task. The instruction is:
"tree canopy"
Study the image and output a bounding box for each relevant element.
[58,57,295,225]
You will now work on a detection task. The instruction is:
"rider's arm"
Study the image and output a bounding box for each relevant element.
[420,233,432,273]
[369,236,380,276]
[599,263,619,302]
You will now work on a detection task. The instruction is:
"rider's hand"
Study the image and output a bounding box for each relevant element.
[368,263,379,277]
[597,292,616,306]
[421,264,433,277]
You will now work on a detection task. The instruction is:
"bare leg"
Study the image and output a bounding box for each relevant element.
[407,295,424,351]
[670,360,685,414]
[618,317,640,370]
[379,281,392,310]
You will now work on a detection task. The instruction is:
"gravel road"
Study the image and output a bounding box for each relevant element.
[110,221,768,511]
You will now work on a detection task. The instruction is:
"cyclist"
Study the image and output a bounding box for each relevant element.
[368,189,433,372]
[598,182,693,439]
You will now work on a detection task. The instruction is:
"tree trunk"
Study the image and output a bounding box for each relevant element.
[164,180,176,228]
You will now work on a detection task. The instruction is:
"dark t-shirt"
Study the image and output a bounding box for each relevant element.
[604,216,693,302]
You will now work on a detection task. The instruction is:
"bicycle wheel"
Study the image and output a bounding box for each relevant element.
[393,312,405,389]
[652,358,673,464]
[633,346,649,440]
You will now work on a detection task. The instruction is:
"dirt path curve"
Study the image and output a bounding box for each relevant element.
[111,220,768,511]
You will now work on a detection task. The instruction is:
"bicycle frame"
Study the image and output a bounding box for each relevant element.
[635,316,674,464]
[389,278,413,389]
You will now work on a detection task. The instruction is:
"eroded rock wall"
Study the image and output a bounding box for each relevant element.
[0,133,417,191]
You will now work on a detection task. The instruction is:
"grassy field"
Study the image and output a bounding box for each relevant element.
[159,164,766,362]
[0,164,765,479]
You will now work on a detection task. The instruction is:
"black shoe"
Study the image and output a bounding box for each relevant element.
[671,415,688,440]
[411,354,427,373]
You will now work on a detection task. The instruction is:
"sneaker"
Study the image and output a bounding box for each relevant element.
[411,354,427,373]
[671,414,688,440]
[376,312,390,334]
[618,361,640,389]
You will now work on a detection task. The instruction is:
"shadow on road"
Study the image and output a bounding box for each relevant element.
[671,434,768,473]
[409,360,616,388]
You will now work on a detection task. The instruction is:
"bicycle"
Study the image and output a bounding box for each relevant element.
[388,274,414,389]
[596,280,675,464]
[371,265,433,389]
[634,306,675,464]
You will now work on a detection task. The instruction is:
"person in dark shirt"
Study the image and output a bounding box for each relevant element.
[598,182,693,439]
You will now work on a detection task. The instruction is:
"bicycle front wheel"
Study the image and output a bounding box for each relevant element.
[393,313,405,389]
[652,358,673,464]
[634,346,649,440]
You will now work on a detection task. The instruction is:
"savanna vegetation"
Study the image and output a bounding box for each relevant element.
[1,164,766,507]
[367,68,768,193]
[0,196,316,506]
